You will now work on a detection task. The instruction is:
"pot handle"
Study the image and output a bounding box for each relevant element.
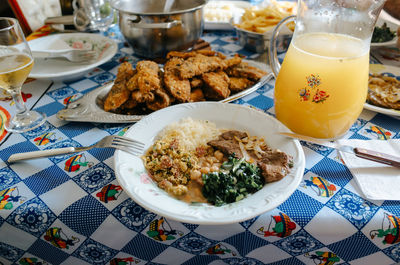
[128,15,181,29]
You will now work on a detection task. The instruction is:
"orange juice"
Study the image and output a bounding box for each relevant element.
[274,32,369,139]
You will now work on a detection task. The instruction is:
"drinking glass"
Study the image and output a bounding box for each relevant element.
[0,17,46,133]
[81,0,116,35]
[269,0,386,139]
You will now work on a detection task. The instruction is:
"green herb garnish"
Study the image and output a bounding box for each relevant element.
[202,155,264,206]
[372,23,396,43]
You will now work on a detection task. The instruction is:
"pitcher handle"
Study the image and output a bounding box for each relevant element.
[269,15,296,77]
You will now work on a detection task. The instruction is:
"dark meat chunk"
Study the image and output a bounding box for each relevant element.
[208,130,291,184]
[202,71,231,100]
[146,88,171,111]
[207,130,247,158]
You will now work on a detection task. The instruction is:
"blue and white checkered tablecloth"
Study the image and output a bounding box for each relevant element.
[1,25,400,265]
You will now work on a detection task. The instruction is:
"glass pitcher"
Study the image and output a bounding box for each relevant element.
[269,0,386,139]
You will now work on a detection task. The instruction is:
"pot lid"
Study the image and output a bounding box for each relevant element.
[111,0,207,15]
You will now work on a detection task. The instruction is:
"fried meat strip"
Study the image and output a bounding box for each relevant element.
[104,62,134,111]
[226,62,267,81]
[164,57,191,102]
[229,77,254,92]
[190,88,205,102]
[146,88,171,111]
[166,50,226,60]
[190,77,203,89]
[223,55,242,68]
[135,60,161,94]
[179,54,225,79]
[202,71,231,100]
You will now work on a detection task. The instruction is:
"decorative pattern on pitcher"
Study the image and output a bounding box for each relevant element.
[299,74,329,103]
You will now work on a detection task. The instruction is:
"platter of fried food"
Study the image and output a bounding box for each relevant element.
[365,64,400,117]
[233,0,296,34]
[57,50,272,123]
[114,102,305,224]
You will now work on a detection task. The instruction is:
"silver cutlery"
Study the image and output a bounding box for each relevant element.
[8,135,144,163]
[32,49,97,63]
[279,132,400,168]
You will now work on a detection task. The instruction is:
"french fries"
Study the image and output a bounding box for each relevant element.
[235,0,297,34]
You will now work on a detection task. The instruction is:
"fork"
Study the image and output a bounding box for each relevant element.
[32,49,97,63]
[8,135,145,163]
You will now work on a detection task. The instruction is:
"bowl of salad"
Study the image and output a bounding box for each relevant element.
[371,19,398,47]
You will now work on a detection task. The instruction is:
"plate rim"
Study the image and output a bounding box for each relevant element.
[114,102,306,225]
[28,33,118,79]
[365,63,400,117]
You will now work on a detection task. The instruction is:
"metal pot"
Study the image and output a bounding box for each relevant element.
[111,0,206,58]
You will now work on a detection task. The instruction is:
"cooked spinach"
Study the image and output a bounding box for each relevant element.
[202,155,264,206]
[372,23,396,43]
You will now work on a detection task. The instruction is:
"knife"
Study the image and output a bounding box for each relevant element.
[279,132,400,168]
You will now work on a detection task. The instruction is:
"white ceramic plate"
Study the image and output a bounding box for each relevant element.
[371,18,399,47]
[28,33,118,81]
[204,1,251,30]
[114,102,305,225]
[365,64,400,117]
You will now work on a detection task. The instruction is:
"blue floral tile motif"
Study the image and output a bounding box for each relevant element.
[383,243,400,262]
[47,86,78,100]
[72,238,118,265]
[171,232,215,255]
[0,242,24,262]
[301,141,333,157]
[6,197,56,237]
[350,118,368,133]
[0,167,20,190]
[326,188,379,229]
[72,163,114,193]
[92,72,114,83]
[22,122,57,139]
[274,229,323,256]
[112,198,156,232]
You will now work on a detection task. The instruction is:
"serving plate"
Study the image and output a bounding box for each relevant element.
[28,33,118,81]
[114,102,305,225]
[365,64,400,118]
[204,0,251,30]
[370,18,399,47]
[57,60,273,123]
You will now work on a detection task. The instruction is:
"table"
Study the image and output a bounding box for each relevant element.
[0,24,400,265]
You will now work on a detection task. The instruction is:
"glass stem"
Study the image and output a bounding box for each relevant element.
[10,89,28,118]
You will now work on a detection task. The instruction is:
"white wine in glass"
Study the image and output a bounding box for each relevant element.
[0,17,46,133]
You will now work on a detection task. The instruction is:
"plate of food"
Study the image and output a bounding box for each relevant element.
[365,64,400,117]
[371,18,398,47]
[204,0,252,30]
[28,33,118,81]
[114,102,305,224]
[57,50,273,123]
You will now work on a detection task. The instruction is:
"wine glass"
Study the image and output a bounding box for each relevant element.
[0,17,46,133]
[81,0,116,35]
